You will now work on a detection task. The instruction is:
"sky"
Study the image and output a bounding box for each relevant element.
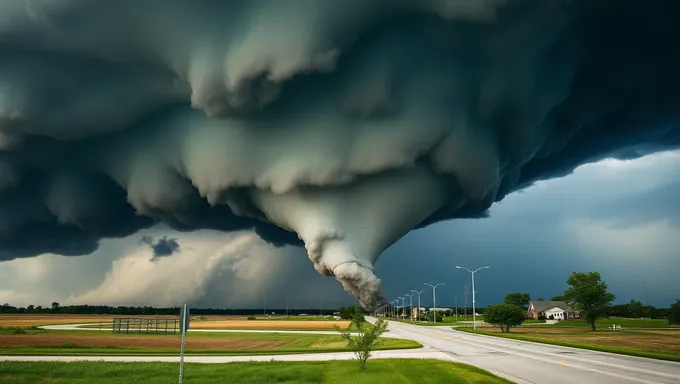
[2,150,678,309]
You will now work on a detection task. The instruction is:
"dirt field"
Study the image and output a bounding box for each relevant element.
[189,320,350,330]
[483,327,680,354]
[0,315,349,330]
[0,333,301,350]
[0,315,177,327]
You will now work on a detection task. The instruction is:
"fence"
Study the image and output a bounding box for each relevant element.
[112,318,179,334]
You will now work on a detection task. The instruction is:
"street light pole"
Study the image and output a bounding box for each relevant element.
[424,282,445,324]
[453,295,458,318]
[404,294,413,321]
[456,265,490,330]
[411,289,425,322]
[399,297,406,318]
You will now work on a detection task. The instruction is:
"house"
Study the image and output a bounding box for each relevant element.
[527,301,580,320]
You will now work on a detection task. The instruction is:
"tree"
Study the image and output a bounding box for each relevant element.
[550,295,565,301]
[563,272,615,331]
[536,297,545,301]
[483,304,526,332]
[334,309,388,371]
[627,299,644,318]
[339,305,363,320]
[504,292,531,309]
[669,300,680,325]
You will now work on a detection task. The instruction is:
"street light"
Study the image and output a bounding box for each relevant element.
[404,294,414,321]
[456,265,490,330]
[453,295,458,318]
[399,296,406,318]
[424,282,445,324]
[411,289,425,322]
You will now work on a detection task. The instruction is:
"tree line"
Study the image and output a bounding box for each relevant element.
[0,303,338,316]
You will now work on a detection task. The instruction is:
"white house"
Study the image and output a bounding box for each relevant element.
[528,301,580,320]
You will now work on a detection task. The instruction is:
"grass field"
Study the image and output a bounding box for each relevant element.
[457,327,680,362]
[0,359,512,384]
[0,329,419,356]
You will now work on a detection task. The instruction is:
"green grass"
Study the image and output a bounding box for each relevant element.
[390,316,476,326]
[0,331,420,356]
[557,317,676,328]
[0,359,512,384]
[456,328,680,362]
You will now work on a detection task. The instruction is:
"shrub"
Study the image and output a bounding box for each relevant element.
[483,304,526,332]
[247,316,256,320]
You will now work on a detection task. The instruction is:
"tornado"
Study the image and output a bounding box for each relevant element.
[251,166,453,308]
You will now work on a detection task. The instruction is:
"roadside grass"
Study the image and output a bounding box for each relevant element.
[0,359,512,384]
[0,330,419,356]
[456,328,680,362]
[390,316,478,326]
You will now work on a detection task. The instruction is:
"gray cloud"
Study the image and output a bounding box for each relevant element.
[1,1,680,307]
[140,236,181,261]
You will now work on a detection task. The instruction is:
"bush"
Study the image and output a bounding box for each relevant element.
[483,304,526,332]
[334,311,388,371]
[427,311,444,322]
[247,316,256,320]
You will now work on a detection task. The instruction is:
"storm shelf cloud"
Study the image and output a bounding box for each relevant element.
[1,0,680,308]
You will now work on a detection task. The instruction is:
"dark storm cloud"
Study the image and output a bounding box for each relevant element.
[140,236,181,261]
[1,0,680,307]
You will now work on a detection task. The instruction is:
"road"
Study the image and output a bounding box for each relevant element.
[379,318,680,384]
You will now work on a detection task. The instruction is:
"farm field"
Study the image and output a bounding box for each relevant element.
[0,359,512,384]
[458,327,680,361]
[0,314,173,327]
[0,314,355,331]
[189,319,351,330]
[0,329,419,356]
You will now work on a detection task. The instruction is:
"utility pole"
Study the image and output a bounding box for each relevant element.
[456,265,490,330]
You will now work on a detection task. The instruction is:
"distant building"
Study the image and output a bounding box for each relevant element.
[528,301,580,320]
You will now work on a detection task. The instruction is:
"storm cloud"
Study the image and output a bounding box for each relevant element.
[140,236,181,261]
[1,0,680,308]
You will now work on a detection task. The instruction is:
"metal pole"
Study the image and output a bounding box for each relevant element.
[179,304,187,384]
[456,266,489,331]
[412,289,424,322]
[472,271,476,330]
[454,296,458,318]
[424,283,444,323]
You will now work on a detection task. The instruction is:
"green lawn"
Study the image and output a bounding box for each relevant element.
[0,359,512,384]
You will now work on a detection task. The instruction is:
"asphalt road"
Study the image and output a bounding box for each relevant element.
[380,318,680,384]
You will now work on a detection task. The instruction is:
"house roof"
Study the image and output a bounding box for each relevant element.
[529,301,569,313]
